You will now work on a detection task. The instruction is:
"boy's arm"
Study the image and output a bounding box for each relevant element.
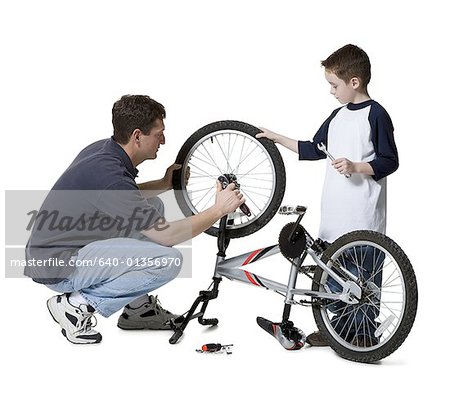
[257,108,341,160]
[256,127,327,159]
[334,106,399,179]
[256,128,298,153]
[367,105,399,181]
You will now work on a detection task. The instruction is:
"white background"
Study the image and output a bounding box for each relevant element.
[1,0,448,401]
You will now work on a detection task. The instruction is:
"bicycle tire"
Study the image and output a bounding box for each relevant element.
[173,120,286,238]
[311,230,418,363]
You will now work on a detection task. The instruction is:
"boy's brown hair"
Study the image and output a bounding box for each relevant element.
[321,44,371,89]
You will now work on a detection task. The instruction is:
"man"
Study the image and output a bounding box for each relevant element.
[25,95,244,344]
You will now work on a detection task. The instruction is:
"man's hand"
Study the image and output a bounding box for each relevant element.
[162,163,190,190]
[214,181,245,216]
[184,166,190,186]
[141,180,245,246]
[162,163,182,190]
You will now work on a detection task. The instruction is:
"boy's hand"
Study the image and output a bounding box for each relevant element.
[332,159,375,176]
[256,127,280,142]
[332,158,355,175]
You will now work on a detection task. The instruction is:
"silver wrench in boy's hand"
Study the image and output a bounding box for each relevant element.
[317,142,351,178]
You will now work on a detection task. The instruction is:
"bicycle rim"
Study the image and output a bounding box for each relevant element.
[181,129,277,231]
[318,241,406,352]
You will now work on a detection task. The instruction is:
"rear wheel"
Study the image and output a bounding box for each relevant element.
[312,231,418,363]
[173,120,286,238]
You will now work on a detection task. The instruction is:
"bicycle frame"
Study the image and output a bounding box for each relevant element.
[215,240,362,306]
[168,208,363,345]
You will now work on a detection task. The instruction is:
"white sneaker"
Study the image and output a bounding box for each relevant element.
[47,294,102,344]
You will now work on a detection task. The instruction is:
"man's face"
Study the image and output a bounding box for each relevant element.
[324,70,358,104]
[140,119,165,160]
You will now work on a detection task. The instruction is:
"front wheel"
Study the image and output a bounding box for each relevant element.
[173,120,286,238]
[312,231,418,363]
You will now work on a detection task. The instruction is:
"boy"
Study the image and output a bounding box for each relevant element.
[257,44,399,347]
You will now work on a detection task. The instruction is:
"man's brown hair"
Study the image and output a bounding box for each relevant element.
[112,95,166,144]
[321,44,371,89]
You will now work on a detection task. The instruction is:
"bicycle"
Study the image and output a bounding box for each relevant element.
[170,120,418,363]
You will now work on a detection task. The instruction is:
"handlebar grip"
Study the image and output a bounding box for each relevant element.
[239,202,251,216]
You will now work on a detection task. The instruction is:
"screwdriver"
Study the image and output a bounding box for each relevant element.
[201,343,232,352]
[196,343,233,354]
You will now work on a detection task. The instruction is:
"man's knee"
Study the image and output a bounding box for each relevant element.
[161,247,183,279]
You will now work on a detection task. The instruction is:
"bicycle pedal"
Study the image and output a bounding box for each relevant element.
[199,318,219,326]
[256,317,305,350]
[167,315,186,331]
[300,265,318,273]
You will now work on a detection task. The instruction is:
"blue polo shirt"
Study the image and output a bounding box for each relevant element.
[25,137,161,284]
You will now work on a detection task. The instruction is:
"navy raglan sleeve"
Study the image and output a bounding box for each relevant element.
[368,104,399,181]
[298,107,342,160]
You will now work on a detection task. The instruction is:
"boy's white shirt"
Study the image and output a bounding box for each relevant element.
[318,105,386,243]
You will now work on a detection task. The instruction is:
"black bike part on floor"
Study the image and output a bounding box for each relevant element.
[169,277,222,344]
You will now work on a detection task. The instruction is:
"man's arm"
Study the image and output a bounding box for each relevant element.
[138,179,169,196]
[141,182,243,246]
[137,163,182,197]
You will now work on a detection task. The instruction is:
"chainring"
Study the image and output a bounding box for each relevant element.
[278,222,307,260]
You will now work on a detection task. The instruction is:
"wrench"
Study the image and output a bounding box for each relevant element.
[317,142,351,178]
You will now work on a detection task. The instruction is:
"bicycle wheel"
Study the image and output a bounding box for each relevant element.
[173,120,285,238]
[311,230,418,363]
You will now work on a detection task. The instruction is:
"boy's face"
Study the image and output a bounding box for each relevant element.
[324,70,359,104]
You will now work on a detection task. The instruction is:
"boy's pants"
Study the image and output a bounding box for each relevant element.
[326,245,383,342]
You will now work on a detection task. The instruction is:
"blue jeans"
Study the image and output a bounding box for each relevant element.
[326,245,384,341]
[46,237,183,317]
[45,197,182,317]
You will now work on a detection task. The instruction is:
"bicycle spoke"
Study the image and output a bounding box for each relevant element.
[188,161,219,180]
[200,143,222,174]
[318,237,412,353]
[190,154,224,175]
[179,128,280,234]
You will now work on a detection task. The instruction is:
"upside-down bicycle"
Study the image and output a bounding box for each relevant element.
[170,121,418,363]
